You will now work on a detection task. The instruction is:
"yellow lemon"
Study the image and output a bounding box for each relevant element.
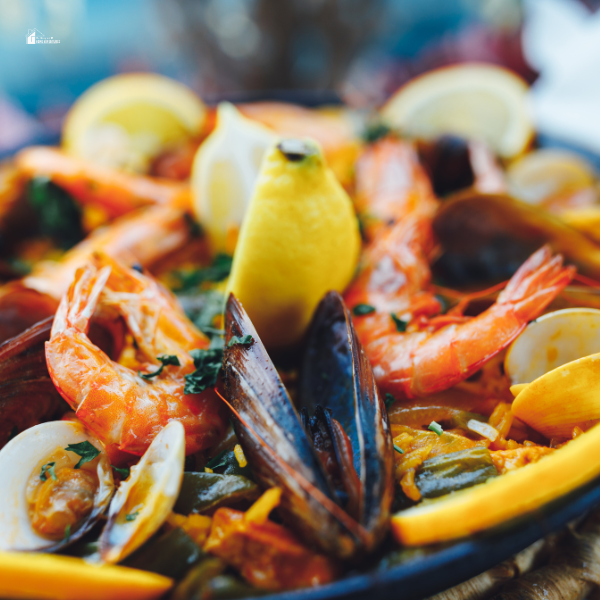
[227,138,360,349]
[63,73,206,172]
[0,552,172,600]
[382,64,533,159]
[191,102,277,253]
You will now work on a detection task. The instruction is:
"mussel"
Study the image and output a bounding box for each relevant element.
[0,316,66,449]
[223,291,393,560]
[432,191,600,286]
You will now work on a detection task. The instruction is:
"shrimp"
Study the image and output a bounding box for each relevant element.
[345,137,442,341]
[16,146,189,219]
[365,246,574,399]
[23,202,194,300]
[45,255,227,456]
[346,137,575,399]
[354,136,437,242]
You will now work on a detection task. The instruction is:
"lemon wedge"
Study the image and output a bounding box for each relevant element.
[227,138,360,350]
[191,102,277,254]
[0,552,171,600]
[382,64,533,159]
[63,73,206,172]
[507,149,597,205]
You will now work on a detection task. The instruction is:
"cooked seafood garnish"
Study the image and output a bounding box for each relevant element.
[0,316,66,450]
[0,420,113,552]
[45,255,226,456]
[223,292,393,559]
[433,192,600,285]
[505,308,600,385]
[100,420,185,563]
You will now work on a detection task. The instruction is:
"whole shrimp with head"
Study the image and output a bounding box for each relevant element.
[345,136,576,400]
[45,254,227,457]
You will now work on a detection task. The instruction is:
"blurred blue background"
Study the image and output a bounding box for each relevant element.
[0,0,549,153]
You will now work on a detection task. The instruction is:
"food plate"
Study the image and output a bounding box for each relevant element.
[3,84,600,600]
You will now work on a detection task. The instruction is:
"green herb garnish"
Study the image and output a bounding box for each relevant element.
[205,449,230,471]
[112,465,130,479]
[28,177,84,249]
[64,524,71,542]
[391,314,408,332]
[65,441,101,469]
[227,335,253,348]
[353,304,376,316]
[125,511,140,522]
[175,254,232,292]
[428,421,444,437]
[393,444,404,454]
[40,462,57,482]
[139,354,181,380]
[385,393,396,411]
[362,121,391,143]
[184,348,224,394]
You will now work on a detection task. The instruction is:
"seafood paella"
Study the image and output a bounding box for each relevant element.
[2,64,600,600]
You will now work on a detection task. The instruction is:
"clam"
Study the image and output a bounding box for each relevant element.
[0,420,114,552]
[223,291,394,560]
[506,308,600,438]
[505,308,600,385]
[432,192,600,285]
[100,420,185,563]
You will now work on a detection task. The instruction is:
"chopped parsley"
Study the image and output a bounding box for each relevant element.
[64,524,71,542]
[428,421,444,437]
[28,177,84,249]
[362,121,391,143]
[227,334,253,348]
[65,441,101,469]
[139,354,181,380]
[205,449,230,471]
[175,254,233,292]
[125,511,140,522]
[184,348,224,394]
[112,465,130,479]
[385,393,396,411]
[391,314,408,332]
[353,304,376,316]
[40,462,57,482]
[393,444,404,455]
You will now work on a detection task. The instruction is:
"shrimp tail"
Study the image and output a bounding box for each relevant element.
[496,245,576,320]
[51,265,112,338]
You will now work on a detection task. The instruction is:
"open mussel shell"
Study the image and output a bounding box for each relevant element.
[100,420,185,563]
[432,192,600,285]
[0,420,114,552]
[0,316,67,450]
[506,308,600,385]
[223,293,393,560]
[298,290,394,549]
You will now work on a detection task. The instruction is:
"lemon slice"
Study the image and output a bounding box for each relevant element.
[227,139,360,349]
[191,103,278,253]
[0,552,171,600]
[507,149,597,205]
[382,64,533,159]
[63,73,206,172]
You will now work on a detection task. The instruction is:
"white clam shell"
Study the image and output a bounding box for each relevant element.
[100,420,185,563]
[505,308,600,384]
[0,420,114,552]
